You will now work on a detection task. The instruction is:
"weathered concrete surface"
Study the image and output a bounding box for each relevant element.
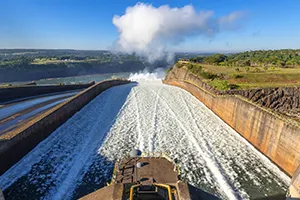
[164,67,300,177]
[0,79,131,175]
[289,165,300,198]
[0,81,94,103]
[80,184,124,200]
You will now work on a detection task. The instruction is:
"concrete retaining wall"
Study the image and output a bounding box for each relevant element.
[164,67,300,177]
[0,82,95,103]
[289,165,300,198]
[0,79,131,175]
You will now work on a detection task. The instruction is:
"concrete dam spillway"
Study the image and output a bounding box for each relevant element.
[0,81,290,199]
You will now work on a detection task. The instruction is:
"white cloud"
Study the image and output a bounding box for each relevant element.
[218,11,245,30]
[112,3,245,62]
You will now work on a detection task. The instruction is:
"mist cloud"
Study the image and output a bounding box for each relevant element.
[112,3,245,62]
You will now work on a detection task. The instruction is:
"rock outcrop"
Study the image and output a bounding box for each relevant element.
[231,88,300,120]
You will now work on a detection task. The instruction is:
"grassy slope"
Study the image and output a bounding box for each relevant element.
[183,61,300,89]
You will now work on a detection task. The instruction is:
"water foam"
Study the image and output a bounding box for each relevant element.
[0,81,289,200]
[129,68,165,81]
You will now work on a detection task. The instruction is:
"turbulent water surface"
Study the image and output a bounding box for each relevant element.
[0,81,290,200]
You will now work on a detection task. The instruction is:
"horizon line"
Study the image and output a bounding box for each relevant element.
[0,48,299,54]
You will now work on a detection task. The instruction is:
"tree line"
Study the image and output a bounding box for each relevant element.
[188,49,300,68]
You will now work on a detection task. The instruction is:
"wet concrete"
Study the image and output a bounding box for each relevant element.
[0,91,77,136]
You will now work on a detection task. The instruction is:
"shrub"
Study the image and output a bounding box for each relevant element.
[175,62,184,68]
[166,66,173,73]
[216,73,226,79]
[186,62,217,80]
[188,64,203,74]
[235,67,240,72]
[209,80,230,91]
[229,84,240,89]
[245,67,250,72]
[187,63,194,70]
[254,68,261,73]
[204,54,227,65]
[232,74,243,79]
[199,71,217,79]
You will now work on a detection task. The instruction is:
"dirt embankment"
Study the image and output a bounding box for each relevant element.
[167,66,300,120]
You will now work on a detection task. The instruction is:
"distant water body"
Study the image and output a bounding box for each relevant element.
[35,72,131,85]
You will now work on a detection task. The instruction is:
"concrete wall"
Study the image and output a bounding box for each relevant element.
[0,79,131,175]
[0,82,95,103]
[164,67,300,177]
[289,165,300,198]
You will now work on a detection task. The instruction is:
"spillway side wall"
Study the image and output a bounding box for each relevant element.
[164,67,300,177]
[0,79,131,175]
[0,82,95,103]
[289,165,300,198]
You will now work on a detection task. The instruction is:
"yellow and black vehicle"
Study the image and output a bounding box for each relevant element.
[80,150,219,200]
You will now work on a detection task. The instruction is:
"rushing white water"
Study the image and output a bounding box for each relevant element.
[0,81,290,200]
[129,68,166,81]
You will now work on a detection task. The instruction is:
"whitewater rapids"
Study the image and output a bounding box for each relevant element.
[0,81,290,200]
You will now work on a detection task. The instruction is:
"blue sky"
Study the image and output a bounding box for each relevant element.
[1,0,300,52]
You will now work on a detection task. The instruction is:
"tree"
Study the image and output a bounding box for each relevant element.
[204,54,227,65]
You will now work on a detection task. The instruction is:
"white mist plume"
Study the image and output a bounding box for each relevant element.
[129,68,165,81]
[113,3,245,62]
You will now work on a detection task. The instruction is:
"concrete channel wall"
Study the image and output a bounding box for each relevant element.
[164,67,300,177]
[289,165,300,198]
[0,82,95,103]
[0,79,131,175]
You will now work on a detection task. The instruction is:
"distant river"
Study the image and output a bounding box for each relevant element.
[35,72,131,85]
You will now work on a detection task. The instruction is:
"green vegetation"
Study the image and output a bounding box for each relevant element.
[208,80,239,90]
[0,53,139,70]
[177,49,300,90]
[166,66,173,73]
[186,63,217,80]
[180,50,300,90]
[179,62,235,90]
[203,54,227,65]
[0,56,33,68]
[190,49,300,68]
[188,56,204,63]
[0,49,204,82]
[0,49,167,82]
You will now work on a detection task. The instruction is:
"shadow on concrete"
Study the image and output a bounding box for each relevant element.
[253,194,287,200]
[188,184,287,200]
[188,184,221,200]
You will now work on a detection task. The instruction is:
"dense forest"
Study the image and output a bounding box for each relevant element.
[188,49,300,68]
